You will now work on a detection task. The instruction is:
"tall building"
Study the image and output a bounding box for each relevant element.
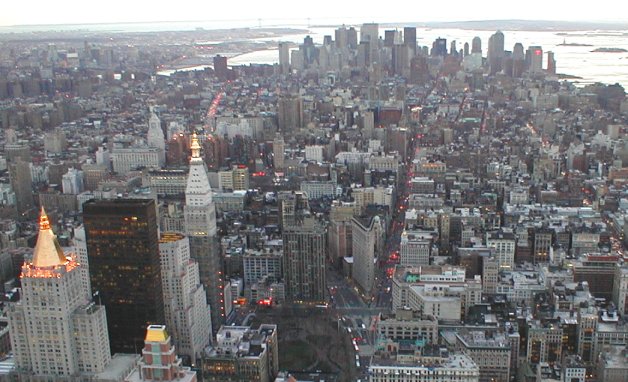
[547,51,556,74]
[352,215,383,296]
[8,208,112,377]
[213,55,229,80]
[126,325,197,382]
[487,31,505,74]
[281,192,326,303]
[83,198,165,354]
[278,42,290,74]
[159,233,212,364]
[360,23,379,60]
[273,135,285,171]
[184,133,224,331]
[277,95,303,132]
[613,266,628,315]
[8,158,34,217]
[147,110,166,165]
[528,45,544,74]
[403,27,417,56]
[62,167,85,195]
[471,36,482,54]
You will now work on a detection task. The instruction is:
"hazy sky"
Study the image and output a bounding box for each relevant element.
[2,0,628,26]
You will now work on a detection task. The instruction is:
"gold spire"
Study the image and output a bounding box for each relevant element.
[32,207,67,268]
[191,132,201,159]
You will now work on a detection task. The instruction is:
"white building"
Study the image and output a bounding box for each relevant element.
[184,133,223,327]
[159,232,212,362]
[8,209,112,377]
[243,248,283,287]
[62,167,85,195]
[613,266,628,315]
[72,225,91,294]
[112,147,164,174]
[147,111,166,165]
[304,145,324,162]
[486,231,516,269]
[369,352,480,382]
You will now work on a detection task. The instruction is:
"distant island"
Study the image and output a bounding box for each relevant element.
[558,40,593,47]
[591,47,628,53]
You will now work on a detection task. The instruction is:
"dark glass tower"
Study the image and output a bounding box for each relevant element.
[83,198,165,354]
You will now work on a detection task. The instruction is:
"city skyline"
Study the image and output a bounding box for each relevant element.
[2,0,628,27]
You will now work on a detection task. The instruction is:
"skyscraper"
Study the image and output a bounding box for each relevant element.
[147,110,166,165]
[8,158,34,218]
[352,215,384,297]
[9,208,112,377]
[527,45,543,74]
[403,27,417,56]
[83,198,165,354]
[281,191,326,303]
[273,134,285,171]
[277,95,303,132]
[278,42,290,74]
[159,232,212,364]
[471,36,482,54]
[488,31,505,74]
[184,133,224,331]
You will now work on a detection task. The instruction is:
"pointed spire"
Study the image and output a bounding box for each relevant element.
[32,207,67,268]
[191,132,201,160]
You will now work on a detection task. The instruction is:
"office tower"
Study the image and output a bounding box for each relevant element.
[400,230,431,266]
[184,133,224,331]
[73,225,91,293]
[159,233,212,364]
[62,167,85,194]
[277,95,303,132]
[392,44,409,76]
[278,42,290,74]
[527,45,543,73]
[360,22,379,46]
[147,110,166,165]
[463,42,469,57]
[613,267,628,315]
[450,40,457,56]
[83,198,165,354]
[487,31,505,74]
[347,27,358,49]
[361,23,379,63]
[384,30,396,47]
[547,51,556,74]
[486,231,516,270]
[126,325,196,382]
[471,36,482,54]
[357,41,370,68]
[403,27,417,55]
[9,208,112,377]
[273,135,285,170]
[352,215,383,296]
[213,55,229,80]
[512,43,525,77]
[431,38,447,57]
[335,26,348,49]
[8,158,34,217]
[281,191,326,303]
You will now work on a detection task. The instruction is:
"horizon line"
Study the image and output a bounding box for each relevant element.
[2,17,628,29]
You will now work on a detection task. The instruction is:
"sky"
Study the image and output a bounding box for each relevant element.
[1,0,628,26]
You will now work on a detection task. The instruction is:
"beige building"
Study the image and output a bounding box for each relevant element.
[352,215,384,296]
[455,329,511,382]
